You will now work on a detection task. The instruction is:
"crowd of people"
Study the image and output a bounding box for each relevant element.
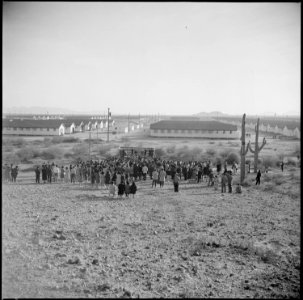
[2,152,246,197]
[3,164,19,183]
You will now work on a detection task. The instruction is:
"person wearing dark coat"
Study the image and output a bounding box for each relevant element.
[42,165,47,183]
[256,170,261,185]
[118,180,125,198]
[129,181,137,198]
[35,166,40,184]
[125,181,130,197]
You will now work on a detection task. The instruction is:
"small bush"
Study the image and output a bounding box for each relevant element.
[272,174,285,186]
[155,148,165,157]
[166,145,176,154]
[51,136,79,144]
[286,158,297,166]
[206,148,216,156]
[72,144,88,156]
[262,156,279,168]
[241,179,251,187]
[40,146,63,160]
[99,144,112,156]
[3,152,20,164]
[219,149,230,160]
[16,147,35,162]
[3,137,26,147]
[226,152,240,164]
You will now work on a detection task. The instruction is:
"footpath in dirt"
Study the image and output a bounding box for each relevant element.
[2,173,300,298]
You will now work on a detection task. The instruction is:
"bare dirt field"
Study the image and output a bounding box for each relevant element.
[2,165,300,298]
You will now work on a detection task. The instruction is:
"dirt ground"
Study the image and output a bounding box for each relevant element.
[2,168,300,298]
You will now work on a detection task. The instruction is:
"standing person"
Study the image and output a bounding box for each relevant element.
[197,167,202,183]
[152,168,159,188]
[47,164,52,183]
[224,161,228,173]
[221,172,227,193]
[105,170,111,187]
[100,171,106,189]
[108,182,116,198]
[118,180,125,198]
[60,166,65,182]
[281,161,284,172]
[158,167,166,188]
[70,166,76,184]
[232,163,237,175]
[42,164,48,183]
[129,180,137,198]
[216,161,222,174]
[226,171,233,193]
[142,165,148,181]
[11,166,18,182]
[213,175,219,191]
[95,167,100,189]
[4,164,11,182]
[64,166,70,183]
[208,169,214,186]
[125,181,130,198]
[173,173,180,192]
[35,166,40,184]
[256,169,261,185]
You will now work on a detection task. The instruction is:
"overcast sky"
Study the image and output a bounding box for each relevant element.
[3,2,300,115]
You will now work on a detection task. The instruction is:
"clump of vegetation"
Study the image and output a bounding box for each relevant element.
[286,158,297,166]
[155,148,166,157]
[3,137,26,147]
[72,144,88,157]
[15,147,37,163]
[262,155,279,168]
[226,151,240,164]
[206,148,216,156]
[99,144,113,157]
[292,144,300,157]
[51,136,80,144]
[166,145,176,154]
[3,152,20,164]
[40,146,64,160]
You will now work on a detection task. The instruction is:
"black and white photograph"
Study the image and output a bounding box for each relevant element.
[2,2,300,298]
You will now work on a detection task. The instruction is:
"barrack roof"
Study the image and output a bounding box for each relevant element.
[150,120,237,131]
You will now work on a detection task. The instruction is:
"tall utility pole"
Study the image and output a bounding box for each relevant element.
[107,108,110,143]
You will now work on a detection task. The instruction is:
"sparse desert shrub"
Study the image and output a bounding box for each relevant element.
[219,149,230,160]
[99,144,112,156]
[286,158,297,166]
[15,147,35,162]
[166,145,176,154]
[262,156,279,168]
[40,146,63,160]
[121,136,130,143]
[226,152,240,164]
[51,136,79,144]
[155,148,166,157]
[272,174,285,186]
[3,152,20,164]
[206,148,216,156]
[293,144,300,157]
[241,179,251,187]
[72,144,88,156]
[3,137,26,147]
